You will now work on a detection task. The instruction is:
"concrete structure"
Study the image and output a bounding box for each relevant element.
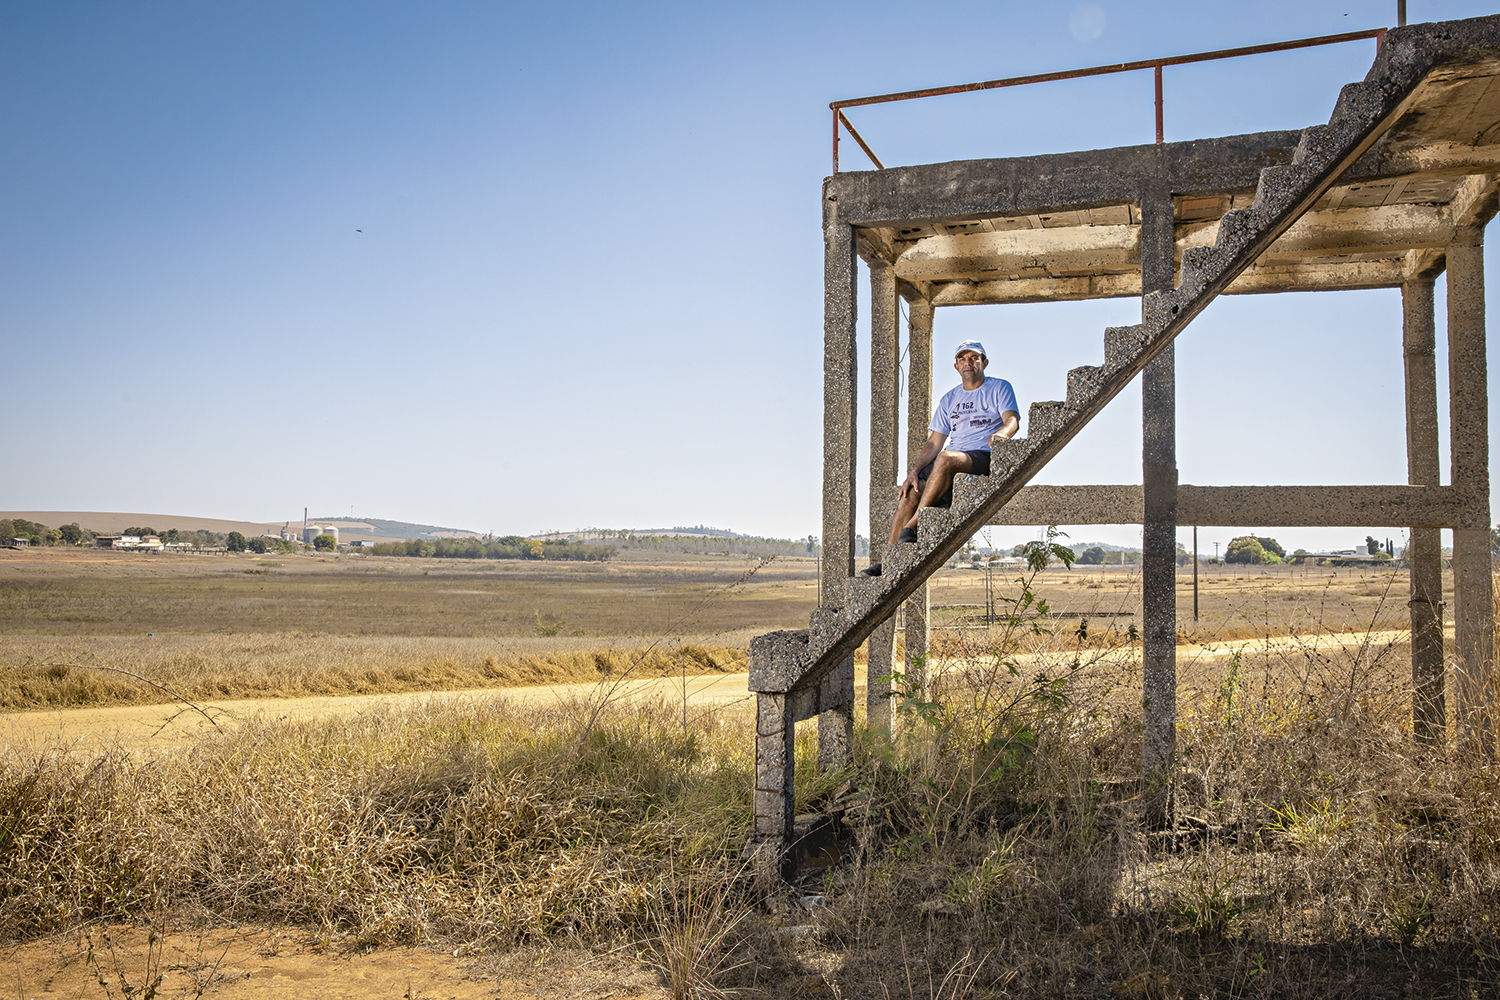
[750,15,1500,853]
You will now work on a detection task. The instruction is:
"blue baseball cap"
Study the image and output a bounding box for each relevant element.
[954,340,987,359]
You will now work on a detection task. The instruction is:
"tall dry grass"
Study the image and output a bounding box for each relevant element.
[0,635,747,710]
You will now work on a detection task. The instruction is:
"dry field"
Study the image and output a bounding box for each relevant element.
[0,547,820,710]
[4,546,1499,999]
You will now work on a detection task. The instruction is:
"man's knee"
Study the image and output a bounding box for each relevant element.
[933,450,972,474]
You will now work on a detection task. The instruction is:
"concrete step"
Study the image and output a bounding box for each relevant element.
[1065,365,1105,410]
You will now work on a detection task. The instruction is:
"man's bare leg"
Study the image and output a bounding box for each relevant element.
[866,452,978,575]
[881,450,976,549]
[899,451,974,535]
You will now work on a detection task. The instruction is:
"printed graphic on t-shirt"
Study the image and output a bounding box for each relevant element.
[929,377,1018,452]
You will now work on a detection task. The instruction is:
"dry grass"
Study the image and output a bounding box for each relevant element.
[0,548,820,638]
[0,633,748,710]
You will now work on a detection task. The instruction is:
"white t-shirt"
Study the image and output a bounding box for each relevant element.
[929,377,1019,452]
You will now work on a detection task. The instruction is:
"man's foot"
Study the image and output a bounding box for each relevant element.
[860,563,882,577]
[897,527,919,545]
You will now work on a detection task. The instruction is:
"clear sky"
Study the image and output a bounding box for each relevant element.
[3,1,1496,557]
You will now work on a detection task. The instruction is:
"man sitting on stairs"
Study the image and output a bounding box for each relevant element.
[862,340,1019,577]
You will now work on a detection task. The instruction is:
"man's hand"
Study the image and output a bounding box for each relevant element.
[897,473,921,501]
[989,430,1009,451]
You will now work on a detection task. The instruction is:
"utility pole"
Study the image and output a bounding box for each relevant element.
[1398,0,1407,28]
[1193,526,1199,621]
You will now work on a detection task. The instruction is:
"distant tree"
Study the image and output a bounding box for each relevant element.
[1011,544,1027,558]
[1366,535,1380,555]
[1225,535,1269,565]
[1256,537,1285,560]
[1290,548,1311,564]
[247,537,269,554]
[313,533,336,551]
[1078,546,1105,565]
[57,523,84,546]
[226,531,248,552]
[0,521,13,546]
[124,526,158,538]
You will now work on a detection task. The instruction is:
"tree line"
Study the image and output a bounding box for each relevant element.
[368,536,614,561]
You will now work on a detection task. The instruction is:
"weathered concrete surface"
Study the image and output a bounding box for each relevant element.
[1404,275,1446,743]
[866,262,900,730]
[1141,186,1177,822]
[817,189,857,770]
[904,298,934,699]
[1447,226,1495,756]
[753,693,795,842]
[983,483,1479,528]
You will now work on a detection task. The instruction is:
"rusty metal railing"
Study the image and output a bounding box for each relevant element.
[831,27,1389,174]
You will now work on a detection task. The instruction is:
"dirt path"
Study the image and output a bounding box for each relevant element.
[3,922,666,999]
[0,670,762,752]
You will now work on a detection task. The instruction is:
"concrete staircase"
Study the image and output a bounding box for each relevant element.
[749,17,1497,849]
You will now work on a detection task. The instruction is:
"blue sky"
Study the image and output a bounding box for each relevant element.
[2,1,1495,556]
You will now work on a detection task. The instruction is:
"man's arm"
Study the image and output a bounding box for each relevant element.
[898,431,948,499]
[988,410,1020,450]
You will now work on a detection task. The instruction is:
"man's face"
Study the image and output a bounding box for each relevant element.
[954,350,987,379]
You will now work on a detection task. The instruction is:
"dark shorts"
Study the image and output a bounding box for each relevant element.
[917,449,991,508]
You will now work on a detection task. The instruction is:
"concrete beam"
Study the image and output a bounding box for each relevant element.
[928,258,1409,305]
[901,204,1450,289]
[828,131,1301,229]
[895,224,1140,282]
[985,483,1477,528]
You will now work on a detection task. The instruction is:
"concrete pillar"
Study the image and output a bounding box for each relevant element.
[904,298,935,700]
[1403,275,1445,743]
[866,262,901,729]
[1447,227,1495,757]
[753,693,796,843]
[819,205,857,767]
[1140,185,1178,819]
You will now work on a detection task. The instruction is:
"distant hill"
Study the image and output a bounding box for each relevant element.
[306,517,480,541]
[2,511,480,544]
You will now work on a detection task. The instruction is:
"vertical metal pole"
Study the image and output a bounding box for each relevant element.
[832,108,840,175]
[1192,526,1199,622]
[904,299,935,700]
[1398,0,1407,28]
[1404,275,1445,743]
[1154,65,1164,144]
[1448,227,1495,758]
[819,184,858,769]
[1141,182,1177,824]
[866,261,901,731]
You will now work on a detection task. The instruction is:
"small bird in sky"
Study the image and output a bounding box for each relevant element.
[356,229,363,232]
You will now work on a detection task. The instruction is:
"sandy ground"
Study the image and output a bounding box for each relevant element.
[0,670,762,753]
[2,922,669,999]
